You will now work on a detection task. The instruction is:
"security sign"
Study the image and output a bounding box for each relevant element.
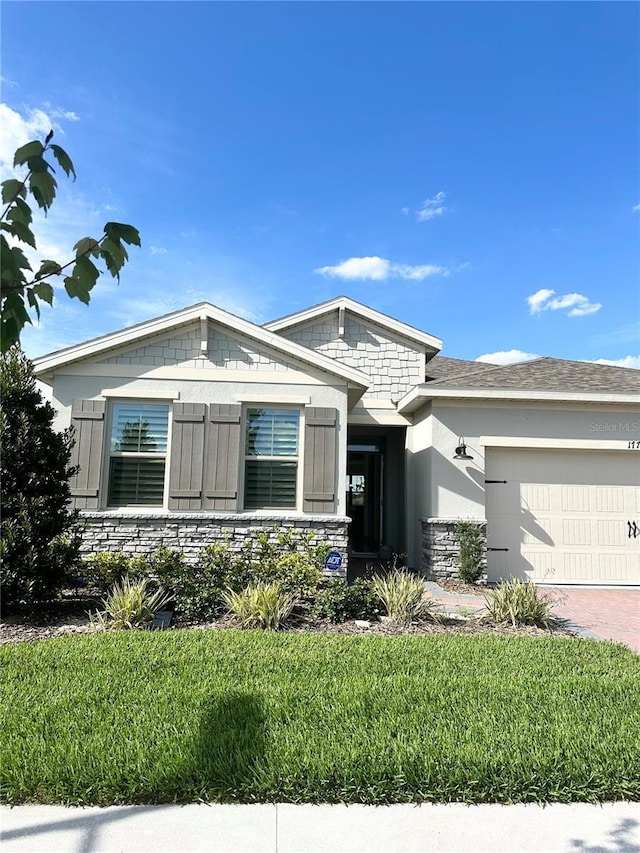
[325,550,343,571]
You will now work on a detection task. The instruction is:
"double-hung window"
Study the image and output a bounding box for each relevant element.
[108,403,169,506]
[244,407,300,509]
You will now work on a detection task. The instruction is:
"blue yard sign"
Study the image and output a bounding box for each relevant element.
[325,550,343,571]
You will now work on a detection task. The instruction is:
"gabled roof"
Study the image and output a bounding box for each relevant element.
[33,301,370,389]
[264,295,442,354]
[398,356,640,412]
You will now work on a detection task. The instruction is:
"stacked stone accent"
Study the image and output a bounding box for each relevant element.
[78,512,349,576]
[420,518,487,584]
[281,314,424,398]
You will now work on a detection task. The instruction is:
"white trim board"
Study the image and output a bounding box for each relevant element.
[480,436,637,451]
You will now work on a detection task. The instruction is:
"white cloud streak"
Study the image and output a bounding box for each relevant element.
[475,349,540,366]
[314,256,449,281]
[632,204,640,212]
[527,288,602,317]
[416,191,447,222]
[592,356,640,370]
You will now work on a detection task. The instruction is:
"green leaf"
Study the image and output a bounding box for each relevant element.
[0,315,20,353]
[64,275,92,305]
[1,179,27,204]
[72,254,100,290]
[27,155,52,174]
[104,222,141,247]
[31,281,55,305]
[73,236,101,258]
[100,237,128,278]
[35,260,63,280]
[29,171,57,212]
[27,288,42,320]
[6,198,33,225]
[1,220,36,249]
[0,242,32,284]
[50,144,76,180]
[13,140,43,167]
[1,291,32,328]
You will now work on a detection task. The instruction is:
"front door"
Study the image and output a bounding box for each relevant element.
[346,439,384,555]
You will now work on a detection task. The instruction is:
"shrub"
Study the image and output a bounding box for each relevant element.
[371,570,439,624]
[312,579,378,623]
[259,552,322,598]
[0,347,81,613]
[484,579,558,628]
[455,521,485,583]
[83,552,132,593]
[222,581,296,630]
[91,575,173,631]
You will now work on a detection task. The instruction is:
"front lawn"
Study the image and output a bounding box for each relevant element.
[1,631,638,805]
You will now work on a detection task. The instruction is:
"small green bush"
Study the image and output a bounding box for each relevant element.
[83,552,131,593]
[455,521,484,583]
[484,579,558,628]
[259,552,322,598]
[222,581,296,630]
[312,579,378,623]
[91,575,173,631]
[371,570,439,624]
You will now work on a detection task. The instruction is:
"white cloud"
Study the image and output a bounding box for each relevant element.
[476,349,540,366]
[526,288,555,314]
[149,246,168,255]
[632,204,640,212]
[527,288,601,317]
[592,356,640,370]
[416,191,447,222]
[314,256,449,281]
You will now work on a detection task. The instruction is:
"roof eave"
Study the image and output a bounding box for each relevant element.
[397,385,640,414]
[264,295,442,353]
[32,301,370,390]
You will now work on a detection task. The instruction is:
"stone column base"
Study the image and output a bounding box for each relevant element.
[420,518,487,585]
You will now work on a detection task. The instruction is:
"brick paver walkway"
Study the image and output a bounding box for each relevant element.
[543,586,640,654]
[424,582,640,654]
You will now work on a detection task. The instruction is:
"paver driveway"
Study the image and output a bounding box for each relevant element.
[543,586,640,653]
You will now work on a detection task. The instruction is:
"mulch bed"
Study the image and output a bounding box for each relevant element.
[1,593,576,645]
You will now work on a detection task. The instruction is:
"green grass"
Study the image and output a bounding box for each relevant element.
[2,632,639,805]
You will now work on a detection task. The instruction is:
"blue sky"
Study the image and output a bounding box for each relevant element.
[2,1,639,368]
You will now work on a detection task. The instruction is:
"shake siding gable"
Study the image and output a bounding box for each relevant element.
[69,399,106,510]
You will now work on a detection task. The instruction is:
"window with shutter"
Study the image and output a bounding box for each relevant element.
[107,403,170,506]
[243,407,300,509]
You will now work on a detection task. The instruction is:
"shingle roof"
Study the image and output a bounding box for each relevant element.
[423,356,640,394]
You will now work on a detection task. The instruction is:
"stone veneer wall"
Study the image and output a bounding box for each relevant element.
[420,518,487,584]
[79,512,349,577]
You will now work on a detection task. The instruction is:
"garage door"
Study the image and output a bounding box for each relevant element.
[485,448,640,586]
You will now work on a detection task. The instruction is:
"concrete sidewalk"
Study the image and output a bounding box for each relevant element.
[2,802,639,853]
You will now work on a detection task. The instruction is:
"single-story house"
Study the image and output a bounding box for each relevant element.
[34,296,640,586]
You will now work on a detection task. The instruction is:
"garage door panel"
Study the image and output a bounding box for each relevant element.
[521,484,550,512]
[486,449,640,586]
[561,486,591,513]
[595,487,625,514]
[562,519,591,546]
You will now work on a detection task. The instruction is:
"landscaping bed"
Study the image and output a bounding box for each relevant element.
[2,631,639,806]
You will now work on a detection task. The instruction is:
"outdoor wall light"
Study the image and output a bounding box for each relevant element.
[453,437,473,460]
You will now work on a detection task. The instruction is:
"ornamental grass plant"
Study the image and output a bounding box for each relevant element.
[222,581,297,630]
[90,575,173,631]
[371,570,439,624]
[484,579,559,629]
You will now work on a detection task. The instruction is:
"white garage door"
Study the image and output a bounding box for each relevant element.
[485,448,640,586]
